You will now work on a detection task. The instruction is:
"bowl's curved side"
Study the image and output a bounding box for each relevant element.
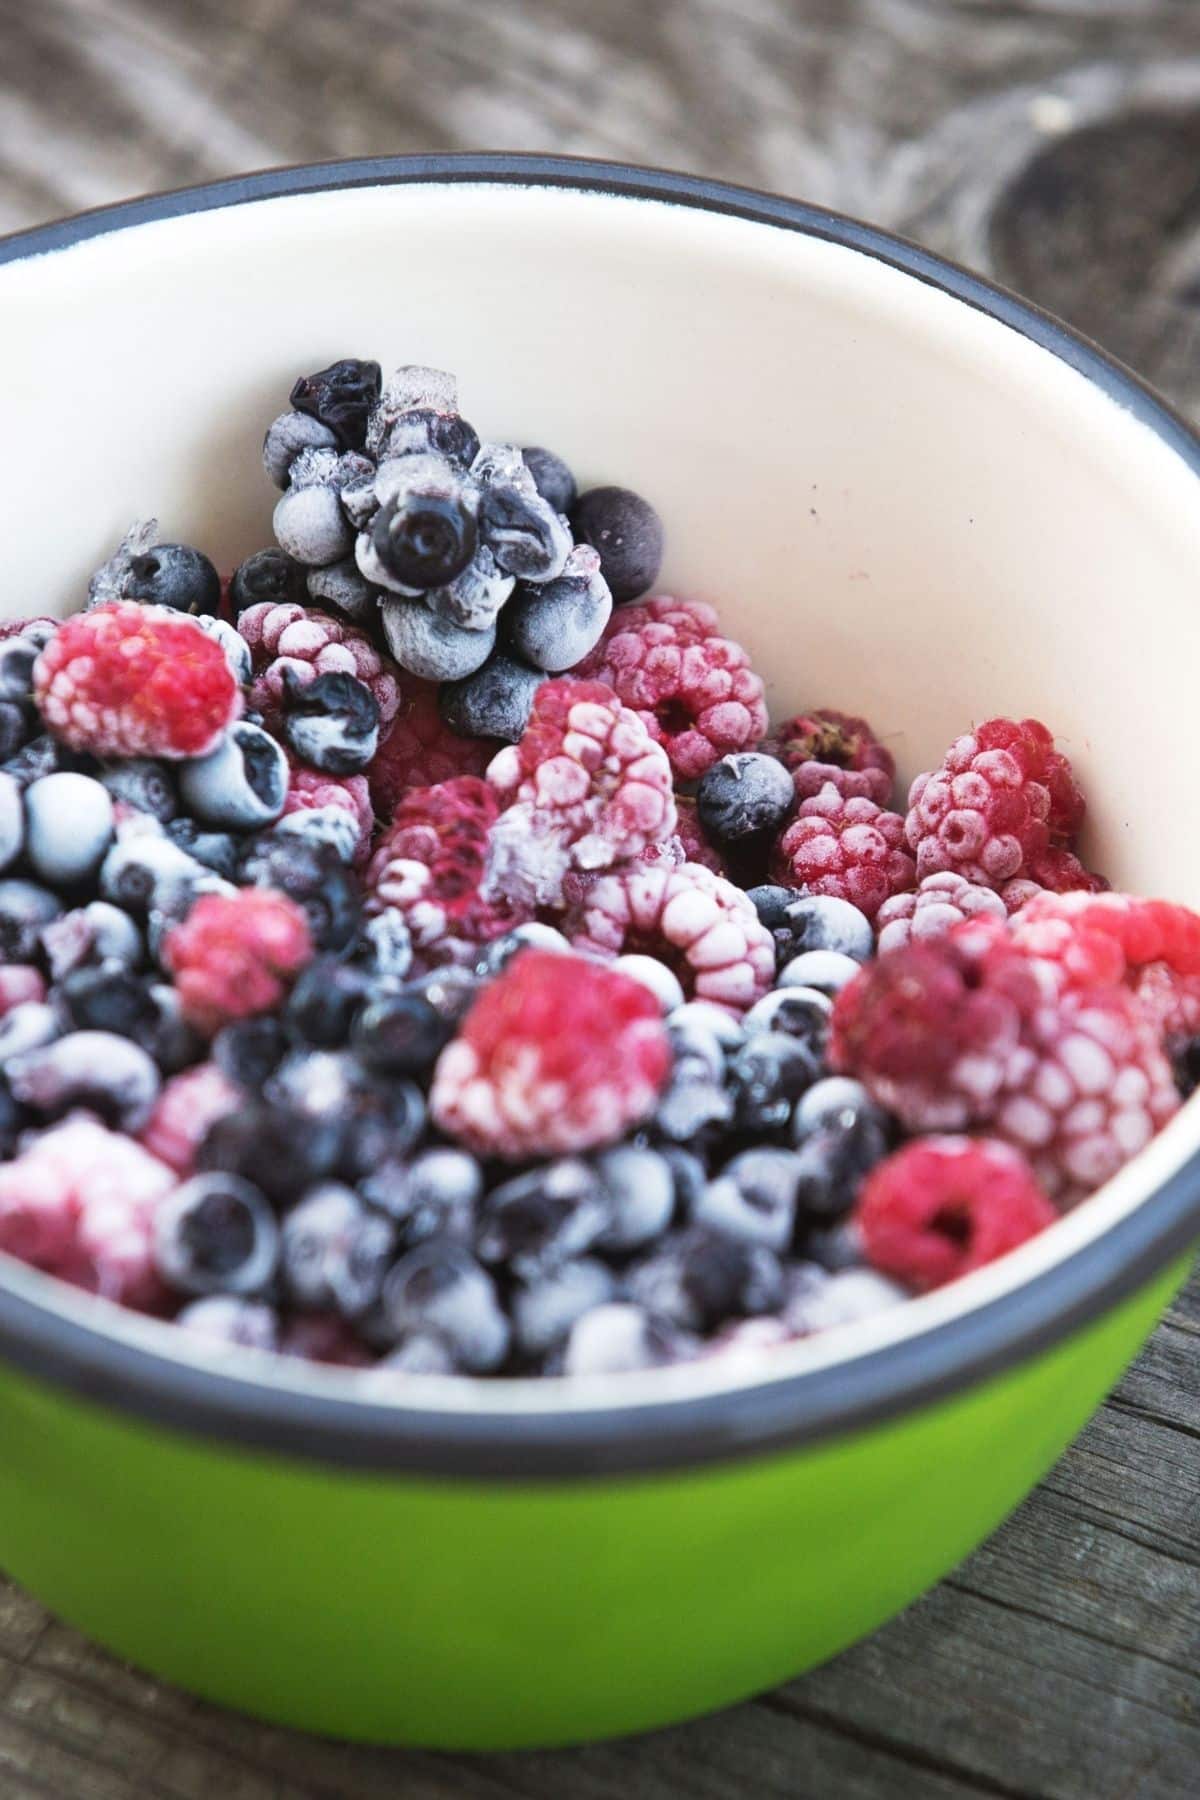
[0,1259,1185,1746]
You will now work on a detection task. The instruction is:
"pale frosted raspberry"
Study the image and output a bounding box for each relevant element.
[772,781,915,921]
[0,967,46,1015]
[282,757,374,865]
[370,677,495,823]
[140,1062,244,1176]
[162,888,313,1034]
[565,860,775,1015]
[239,601,400,727]
[875,872,1007,953]
[771,708,895,806]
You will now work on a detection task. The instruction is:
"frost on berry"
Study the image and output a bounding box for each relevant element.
[430,948,671,1158]
[483,678,677,908]
[565,859,775,1015]
[875,871,1007,952]
[283,756,374,865]
[366,775,531,961]
[370,676,495,824]
[239,601,400,728]
[162,887,314,1034]
[140,1062,243,1176]
[771,780,916,921]
[575,595,767,780]
[771,708,895,806]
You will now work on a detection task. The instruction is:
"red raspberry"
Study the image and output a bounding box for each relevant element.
[565,860,776,1014]
[856,1136,1057,1292]
[33,602,241,760]
[282,757,374,865]
[485,679,676,906]
[771,708,895,806]
[771,781,916,921]
[0,1117,175,1309]
[904,717,1091,889]
[430,949,671,1158]
[0,966,46,1015]
[140,1062,243,1176]
[575,595,767,780]
[875,871,1007,952]
[162,887,313,1034]
[1011,890,1200,1041]
[370,676,495,823]
[238,601,400,728]
[0,617,57,642]
[365,776,532,960]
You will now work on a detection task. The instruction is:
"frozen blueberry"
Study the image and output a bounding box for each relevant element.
[100,834,207,918]
[742,985,831,1042]
[3,734,77,790]
[367,460,479,592]
[42,901,142,980]
[611,953,684,1014]
[336,1079,427,1185]
[280,669,379,775]
[352,910,413,982]
[784,1267,906,1336]
[627,1227,784,1333]
[473,921,571,977]
[729,1031,819,1133]
[0,772,22,874]
[176,1295,281,1351]
[0,700,33,764]
[273,805,362,867]
[290,357,382,450]
[438,652,546,743]
[192,614,253,686]
[521,446,577,515]
[381,408,481,467]
[145,981,206,1076]
[237,830,361,953]
[778,949,863,994]
[424,545,515,632]
[7,1029,159,1131]
[562,1302,695,1376]
[154,1173,280,1298]
[280,1182,395,1318]
[197,1102,344,1203]
[382,1243,510,1372]
[306,557,379,623]
[800,1220,864,1273]
[512,1258,617,1360]
[374,1333,458,1376]
[24,772,114,886]
[60,964,160,1039]
[409,964,481,1031]
[475,447,572,582]
[593,1144,676,1252]
[380,597,496,683]
[164,819,241,879]
[476,1160,610,1278]
[778,894,874,965]
[265,1047,364,1121]
[212,1015,288,1089]
[362,1148,481,1248]
[570,485,663,602]
[229,547,308,613]
[0,878,61,962]
[177,722,289,830]
[0,1003,60,1062]
[285,957,372,1047]
[0,636,39,702]
[274,482,353,568]
[667,1000,746,1051]
[503,544,613,673]
[262,410,338,487]
[692,1148,801,1251]
[353,990,451,1074]
[697,753,795,847]
[124,542,221,616]
[793,1076,885,1141]
[99,758,179,823]
[791,1109,891,1224]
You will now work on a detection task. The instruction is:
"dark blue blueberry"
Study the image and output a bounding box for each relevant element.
[337,1079,426,1184]
[286,957,372,1047]
[290,358,382,449]
[409,964,481,1030]
[371,483,478,591]
[570,485,663,602]
[352,990,451,1074]
[361,1147,481,1246]
[124,542,221,616]
[0,878,60,961]
[593,1144,676,1252]
[503,545,613,673]
[692,1148,801,1252]
[385,408,480,466]
[626,1227,783,1332]
[799,1220,864,1274]
[697,753,795,847]
[7,1029,160,1132]
[164,819,241,879]
[776,894,874,965]
[790,1099,891,1224]
[381,1243,510,1372]
[476,1159,610,1279]
[0,699,33,764]
[197,1103,344,1203]
[521,446,577,515]
[60,964,159,1039]
[229,547,308,614]
[438,653,546,742]
[145,983,206,1076]
[729,1031,819,1133]
[0,636,39,701]
[100,758,179,823]
[281,669,380,775]
[280,1182,396,1318]
[212,1015,289,1089]
[237,830,361,953]
[178,722,289,830]
[153,1173,279,1296]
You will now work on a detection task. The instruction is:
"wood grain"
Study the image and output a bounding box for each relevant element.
[1,2,1199,1795]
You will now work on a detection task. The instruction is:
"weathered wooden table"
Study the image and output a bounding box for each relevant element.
[0,3,1198,1794]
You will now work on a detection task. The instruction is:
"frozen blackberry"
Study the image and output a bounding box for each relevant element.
[290,357,382,450]
[153,1173,279,1297]
[229,548,307,615]
[236,829,361,953]
[570,485,663,602]
[281,669,380,775]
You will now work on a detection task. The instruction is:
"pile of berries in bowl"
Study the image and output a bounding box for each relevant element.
[0,353,1196,1384]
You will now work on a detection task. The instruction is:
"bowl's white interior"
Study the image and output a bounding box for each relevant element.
[3,178,1200,1413]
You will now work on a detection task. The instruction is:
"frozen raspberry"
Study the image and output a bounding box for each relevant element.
[484,679,676,907]
[369,677,495,823]
[238,601,400,729]
[856,1136,1057,1292]
[904,717,1091,889]
[140,1062,244,1176]
[430,949,671,1158]
[565,860,776,1014]
[575,595,767,780]
[875,871,1007,952]
[162,887,313,1034]
[999,878,1046,914]
[33,602,241,760]
[771,708,895,806]
[282,757,374,865]
[365,776,531,960]
[278,1313,375,1367]
[0,1116,175,1308]
[1011,890,1200,1041]
[771,781,916,922]
[0,966,46,1015]
[667,795,725,874]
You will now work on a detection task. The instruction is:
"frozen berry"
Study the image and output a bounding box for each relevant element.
[0,773,23,874]
[728,1031,819,1132]
[697,752,795,848]
[98,758,179,823]
[475,1158,610,1276]
[612,953,685,1013]
[281,758,373,866]
[163,887,313,1033]
[578,595,767,780]
[306,557,379,623]
[474,443,572,582]
[191,614,253,685]
[154,1173,280,1297]
[856,1136,1057,1292]
[771,708,895,806]
[423,545,515,633]
[512,1259,617,1360]
[593,1144,677,1251]
[370,677,495,817]
[562,1302,695,1375]
[366,458,479,592]
[22,772,113,887]
[570,485,663,602]
[237,829,361,953]
[778,949,864,994]
[197,1101,343,1202]
[627,1227,784,1332]
[60,964,159,1039]
[353,991,451,1073]
[239,601,400,729]
[772,782,915,921]
[177,1295,280,1351]
[262,410,338,487]
[163,820,240,879]
[743,985,831,1041]
[0,878,60,961]
[35,603,241,760]
[178,721,289,830]
[381,1243,510,1372]
[140,1061,243,1176]
[273,480,354,569]
[875,870,1008,952]
[767,892,874,967]
[783,1266,906,1334]
[281,669,380,775]
[0,701,33,765]
[522,445,577,514]
[474,921,572,977]
[438,651,546,742]
[361,1146,481,1245]
[211,1015,288,1089]
[42,901,141,981]
[380,597,496,683]
[503,545,613,673]
[692,1148,802,1251]
[290,357,382,450]
[280,1182,395,1318]
[229,547,308,614]
[0,965,45,1015]
[8,1029,161,1131]
[379,407,480,467]
[124,542,221,617]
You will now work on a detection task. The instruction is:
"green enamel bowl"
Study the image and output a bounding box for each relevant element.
[1,155,1199,1749]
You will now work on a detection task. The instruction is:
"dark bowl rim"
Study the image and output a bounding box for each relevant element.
[1,150,1199,1480]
